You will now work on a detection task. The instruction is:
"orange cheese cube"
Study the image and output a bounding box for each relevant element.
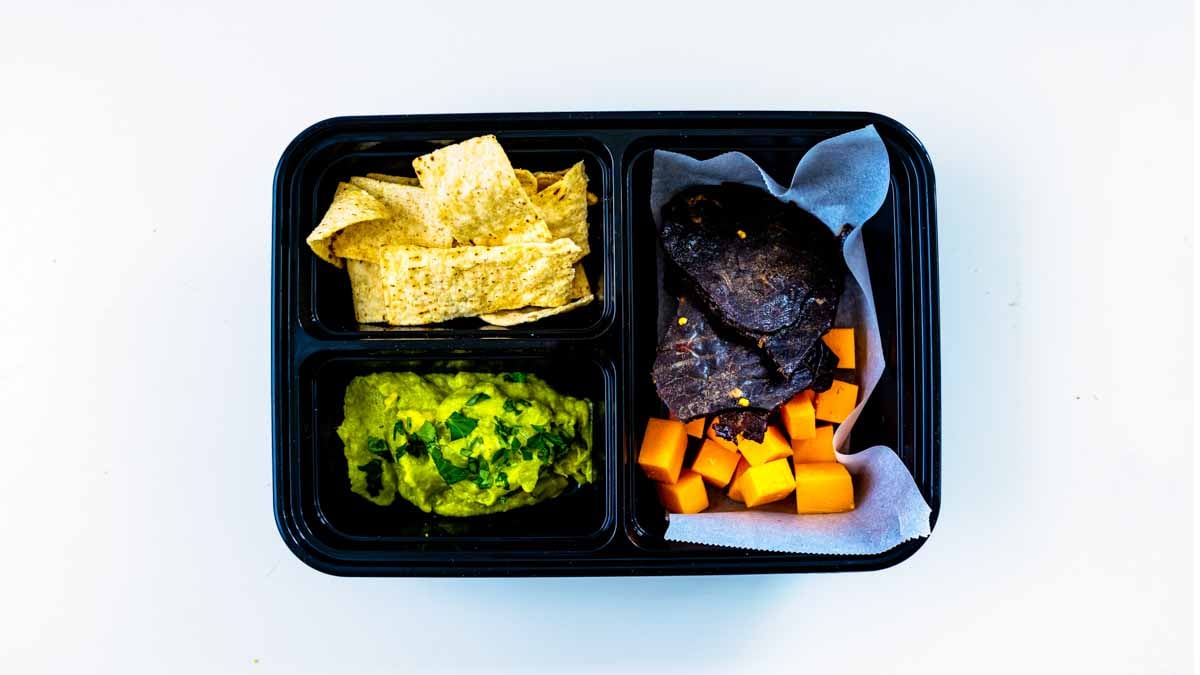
[726,458,752,502]
[684,417,706,438]
[779,391,816,441]
[657,469,709,514]
[741,458,796,507]
[795,462,855,513]
[821,328,855,369]
[793,425,836,464]
[691,439,740,488]
[638,417,688,483]
[815,380,859,424]
[736,425,792,466]
[706,418,739,453]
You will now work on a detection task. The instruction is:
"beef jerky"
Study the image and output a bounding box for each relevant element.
[652,296,838,440]
[709,409,769,443]
[659,183,844,378]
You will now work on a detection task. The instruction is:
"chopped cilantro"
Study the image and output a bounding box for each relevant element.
[503,398,531,415]
[465,392,490,406]
[366,436,393,462]
[503,372,527,383]
[358,459,385,497]
[429,445,471,485]
[493,417,518,444]
[392,420,407,441]
[414,420,437,443]
[446,411,478,440]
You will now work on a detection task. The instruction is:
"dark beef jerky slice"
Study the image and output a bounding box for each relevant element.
[659,183,844,378]
[652,296,838,442]
[710,410,768,443]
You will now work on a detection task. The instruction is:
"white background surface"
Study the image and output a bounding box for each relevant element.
[0,1,1194,673]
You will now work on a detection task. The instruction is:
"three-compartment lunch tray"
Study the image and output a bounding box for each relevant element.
[272,112,940,576]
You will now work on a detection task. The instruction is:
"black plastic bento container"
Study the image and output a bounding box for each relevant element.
[272,112,940,576]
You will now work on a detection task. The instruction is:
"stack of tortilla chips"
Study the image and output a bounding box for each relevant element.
[305,135,595,326]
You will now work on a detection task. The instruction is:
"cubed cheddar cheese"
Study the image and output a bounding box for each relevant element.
[815,380,859,424]
[657,469,709,514]
[726,457,752,502]
[795,462,855,513]
[736,425,792,466]
[792,424,836,464]
[741,458,796,507]
[691,439,740,488]
[821,328,855,369]
[638,417,688,483]
[684,417,706,439]
[706,418,739,453]
[779,391,816,441]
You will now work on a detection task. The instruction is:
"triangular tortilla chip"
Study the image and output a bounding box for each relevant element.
[514,168,538,197]
[532,161,590,256]
[305,182,391,268]
[343,177,454,251]
[412,135,551,246]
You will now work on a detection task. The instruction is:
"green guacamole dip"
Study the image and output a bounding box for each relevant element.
[338,371,594,517]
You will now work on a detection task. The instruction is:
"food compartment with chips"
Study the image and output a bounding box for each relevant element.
[294,132,614,339]
[273,113,939,576]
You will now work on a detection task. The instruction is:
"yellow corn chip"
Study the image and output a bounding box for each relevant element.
[479,293,594,326]
[570,264,591,298]
[532,161,590,256]
[378,239,582,325]
[478,264,593,326]
[412,135,551,246]
[534,169,568,191]
[305,182,391,268]
[535,169,598,204]
[345,259,388,323]
[514,168,538,197]
[342,176,454,250]
[365,173,420,186]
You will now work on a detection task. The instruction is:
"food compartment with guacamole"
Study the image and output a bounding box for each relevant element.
[302,352,615,546]
[273,113,939,575]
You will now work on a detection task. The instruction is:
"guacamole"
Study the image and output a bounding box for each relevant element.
[337,371,594,516]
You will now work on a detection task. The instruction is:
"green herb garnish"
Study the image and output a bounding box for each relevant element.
[503,372,527,383]
[446,411,478,440]
[503,398,531,415]
[366,436,393,462]
[415,420,437,443]
[465,392,490,406]
[429,445,471,485]
[493,417,518,444]
[358,459,385,496]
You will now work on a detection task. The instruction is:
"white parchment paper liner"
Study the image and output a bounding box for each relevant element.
[650,127,932,554]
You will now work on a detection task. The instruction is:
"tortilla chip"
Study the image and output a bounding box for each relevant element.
[514,168,538,197]
[569,264,590,298]
[365,173,420,186]
[479,293,594,326]
[532,161,590,256]
[346,259,388,323]
[305,182,391,268]
[378,239,582,325]
[412,135,551,246]
[534,169,568,191]
[535,169,598,204]
[343,177,454,250]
